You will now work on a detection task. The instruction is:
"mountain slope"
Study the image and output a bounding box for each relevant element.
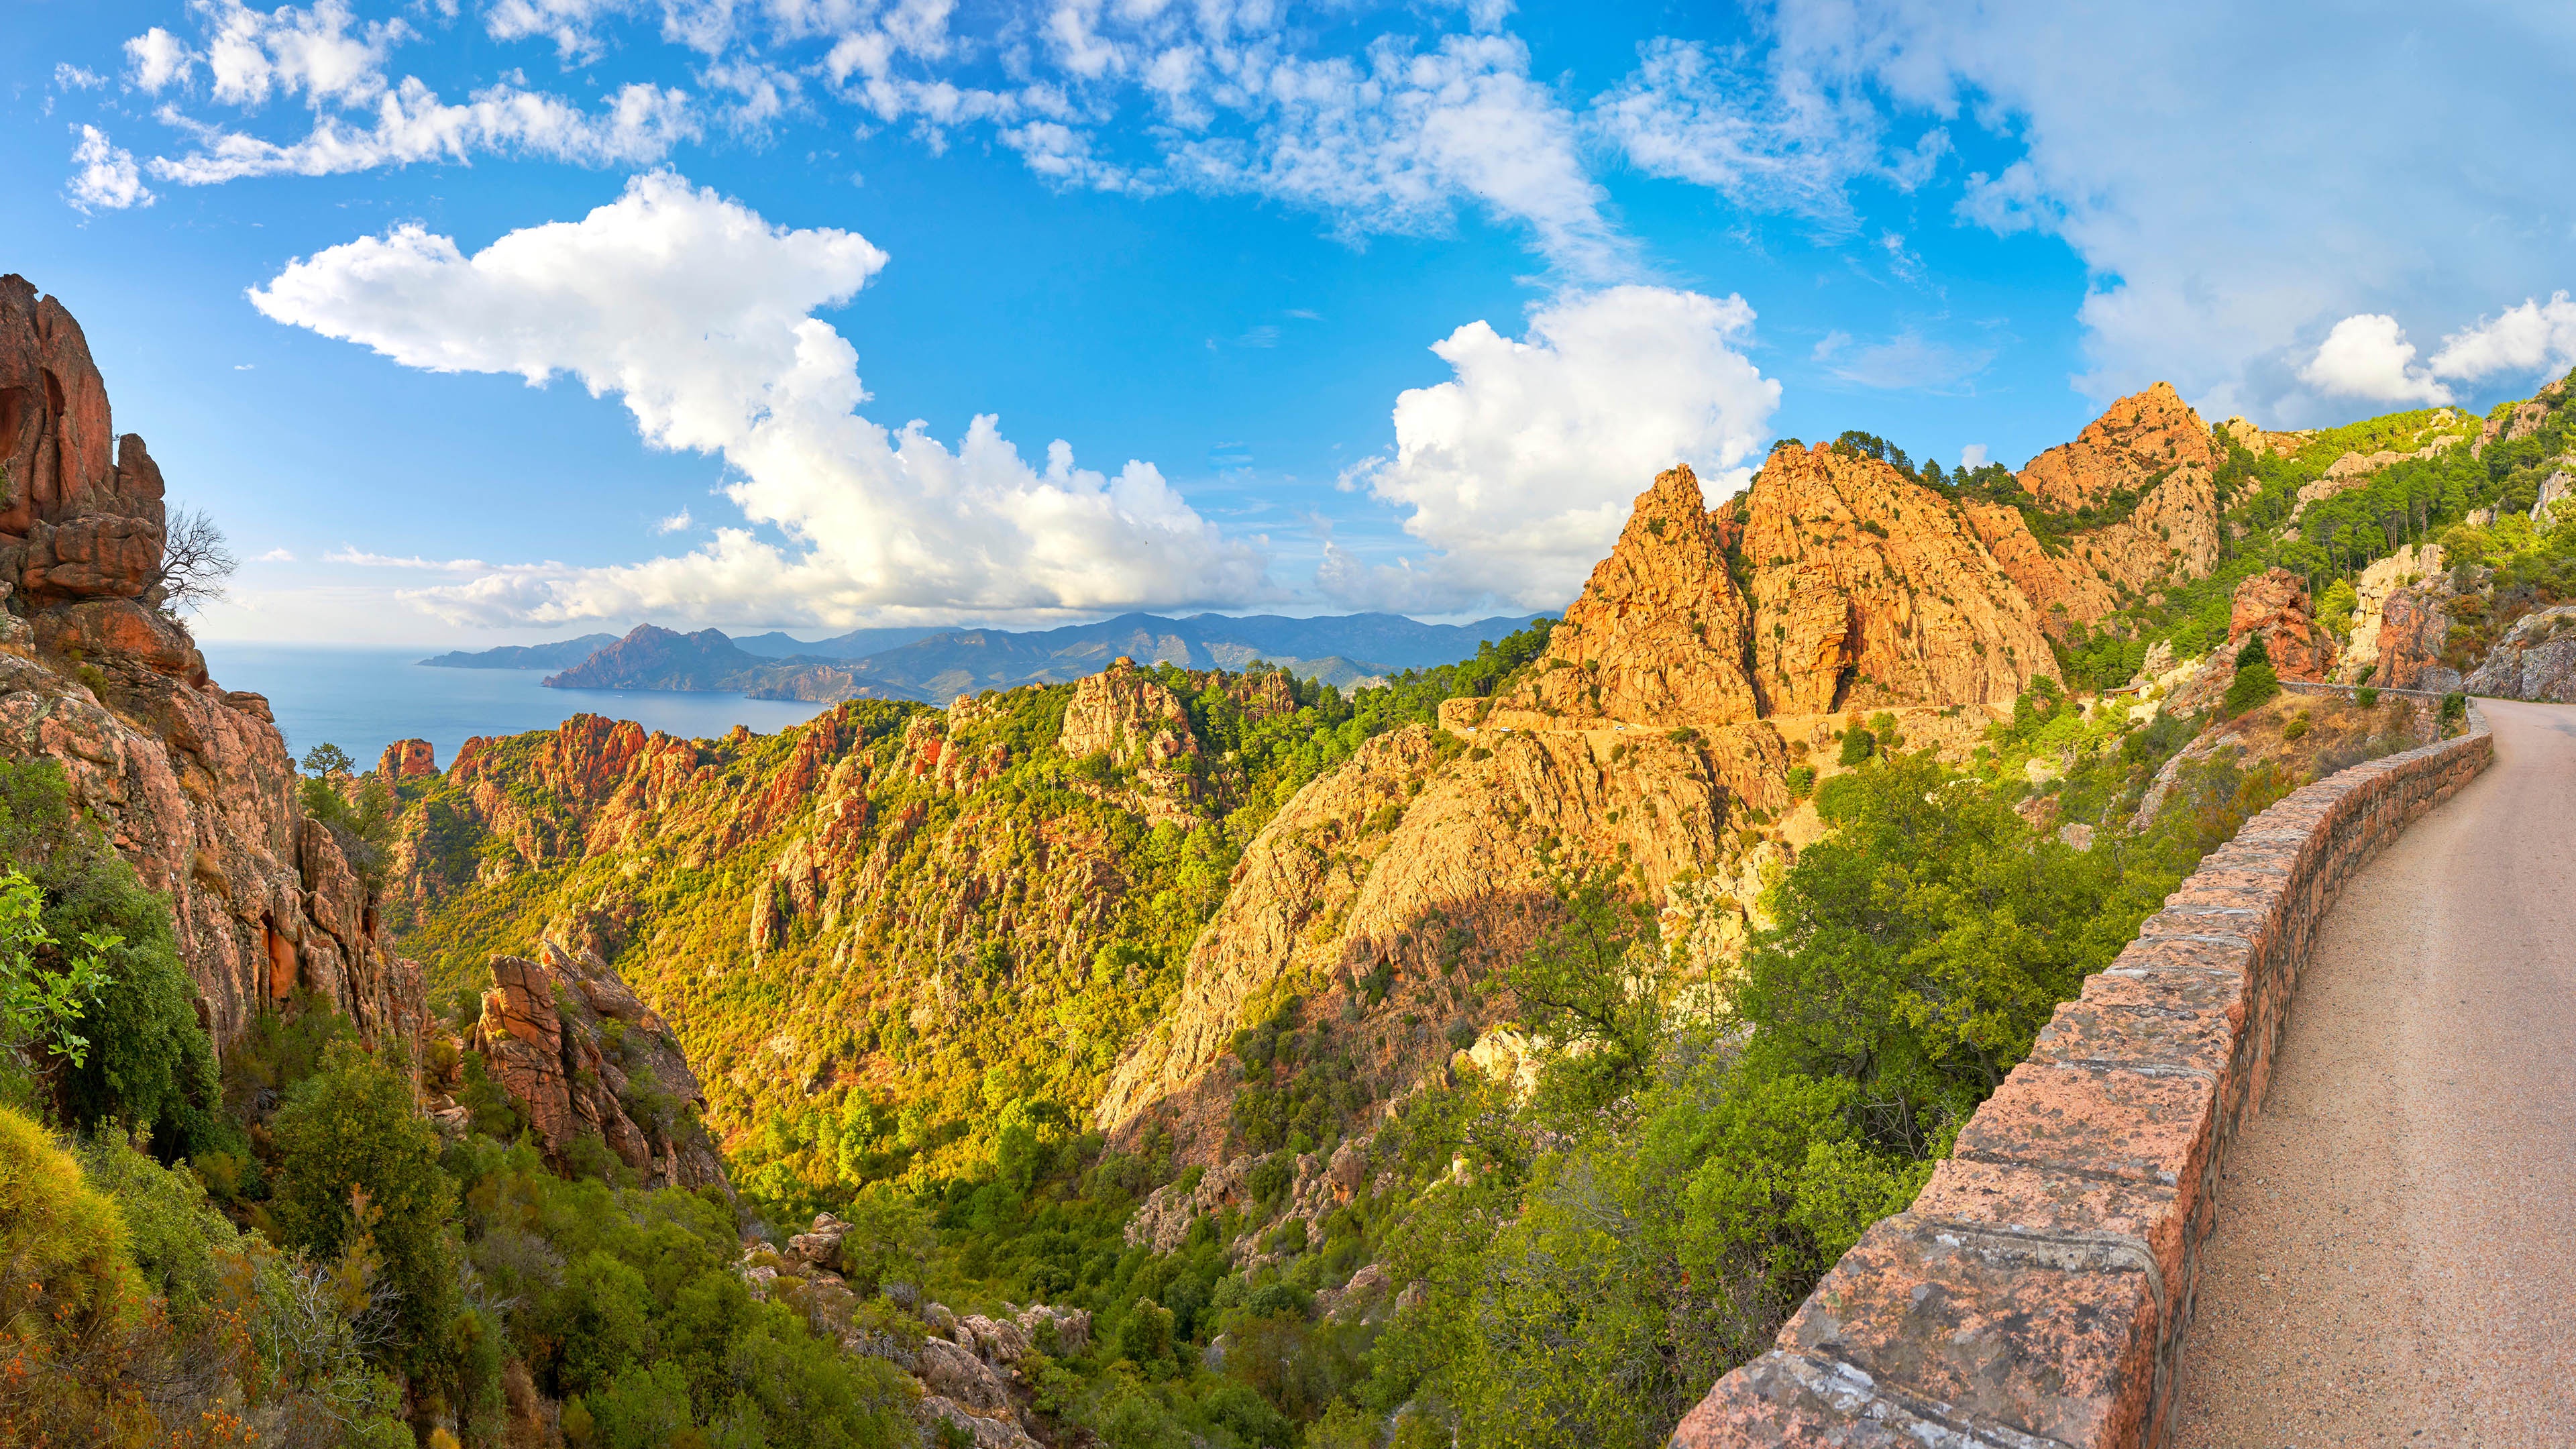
[420,633,617,668]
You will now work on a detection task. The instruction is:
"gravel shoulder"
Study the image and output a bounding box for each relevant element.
[2171,699,2576,1446]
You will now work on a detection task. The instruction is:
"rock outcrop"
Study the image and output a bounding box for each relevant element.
[2462,605,2576,702]
[1740,446,2058,712]
[0,276,424,1063]
[2375,588,2457,691]
[2010,382,2224,596]
[2339,545,2442,683]
[2229,567,2334,681]
[2019,382,2220,511]
[463,938,731,1191]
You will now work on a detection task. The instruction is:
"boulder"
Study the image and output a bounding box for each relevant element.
[1014,1303,1090,1356]
[916,1336,1012,1411]
[956,1313,1031,1365]
[790,1212,851,1272]
[2463,605,2576,702]
[33,596,204,682]
[918,1397,1039,1449]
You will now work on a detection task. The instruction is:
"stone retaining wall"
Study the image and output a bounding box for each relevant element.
[1670,706,2494,1448]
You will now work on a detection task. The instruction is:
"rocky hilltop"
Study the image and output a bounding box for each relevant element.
[0,274,425,1059]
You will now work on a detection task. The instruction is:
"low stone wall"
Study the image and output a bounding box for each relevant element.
[1671,705,2494,1448]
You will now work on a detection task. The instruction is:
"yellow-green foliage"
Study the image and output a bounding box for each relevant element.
[0,1104,139,1338]
[0,1104,150,1444]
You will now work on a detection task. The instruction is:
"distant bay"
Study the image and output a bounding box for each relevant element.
[194,643,835,771]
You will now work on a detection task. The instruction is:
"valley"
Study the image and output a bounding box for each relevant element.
[6,266,2576,1448]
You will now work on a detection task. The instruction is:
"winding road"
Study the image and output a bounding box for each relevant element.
[2171,698,2576,1444]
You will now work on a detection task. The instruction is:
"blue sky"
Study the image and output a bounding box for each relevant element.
[8,0,2575,645]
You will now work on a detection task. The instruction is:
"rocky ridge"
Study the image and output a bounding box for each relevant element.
[0,274,426,1063]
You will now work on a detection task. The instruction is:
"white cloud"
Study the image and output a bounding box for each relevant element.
[2429,292,2576,384]
[1591,36,1931,233]
[66,126,156,213]
[652,507,693,533]
[1327,285,1778,612]
[254,546,296,561]
[1164,34,1629,280]
[148,78,698,182]
[196,0,409,110]
[55,64,107,91]
[325,547,490,569]
[486,0,637,62]
[1759,0,2576,421]
[2298,313,2453,405]
[1958,443,1989,469]
[126,27,197,91]
[252,172,1271,627]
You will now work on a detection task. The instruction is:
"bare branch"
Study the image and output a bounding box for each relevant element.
[152,505,235,614]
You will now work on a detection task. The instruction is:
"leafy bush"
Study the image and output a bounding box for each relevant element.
[0,757,230,1161]
[267,1039,459,1360]
[2355,686,2379,709]
[2223,661,2280,716]
[1835,729,1875,767]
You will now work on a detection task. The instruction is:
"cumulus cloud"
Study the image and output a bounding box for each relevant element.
[652,508,693,534]
[2298,314,2453,405]
[252,172,1270,627]
[1756,0,2576,419]
[2429,292,2576,384]
[55,64,107,91]
[66,126,155,213]
[1326,285,1779,612]
[125,26,196,91]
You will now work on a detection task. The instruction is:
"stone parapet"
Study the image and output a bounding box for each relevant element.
[1670,705,2493,1448]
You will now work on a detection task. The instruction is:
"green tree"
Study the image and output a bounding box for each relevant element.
[1504,869,1669,1100]
[0,757,227,1158]
[301,743,357,777]
[268,1038,458,1359]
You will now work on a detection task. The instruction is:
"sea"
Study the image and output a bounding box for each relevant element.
[193,643,835,772]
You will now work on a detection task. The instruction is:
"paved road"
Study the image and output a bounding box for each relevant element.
[2171,699,2576,1446]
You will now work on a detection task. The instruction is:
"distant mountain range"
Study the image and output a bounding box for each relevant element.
[425,611,1547,704]
[419,634,619,669]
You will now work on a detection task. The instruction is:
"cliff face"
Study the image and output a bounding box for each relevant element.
[0,276,423,1062]
[1740,445,2058,712]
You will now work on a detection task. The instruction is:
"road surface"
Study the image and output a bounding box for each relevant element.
[2170,698,2576,1445]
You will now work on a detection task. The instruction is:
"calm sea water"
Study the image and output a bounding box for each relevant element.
[193,644,834,772]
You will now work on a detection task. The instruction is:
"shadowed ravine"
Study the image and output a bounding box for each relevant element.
[2172,698,2576,1442]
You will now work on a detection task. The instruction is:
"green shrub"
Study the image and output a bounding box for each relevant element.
[268,1039,458,1360]
[2234,632,2273,669]
[1835,729,1876,767]
[0,757,229,1160]
[1785,765,1817,800]
[2440,690,2468,733]
[2354,686,2379,709]
[2223,661,2280,716]
[2282,711,2312,741]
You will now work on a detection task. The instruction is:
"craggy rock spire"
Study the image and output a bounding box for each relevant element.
[2009,380,2224,597]
[0,275,425,1062]
[1509,464,1760,724]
